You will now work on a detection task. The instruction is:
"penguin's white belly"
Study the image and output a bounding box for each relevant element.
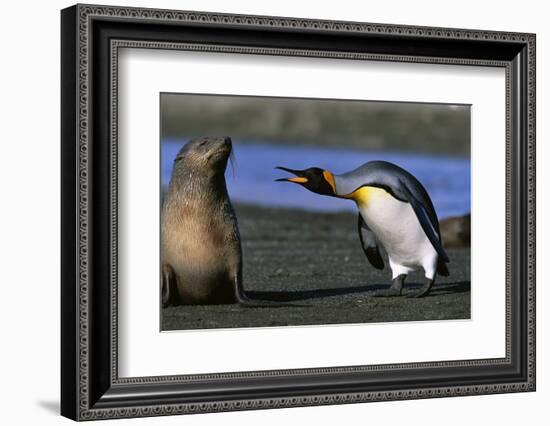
[354,187,436,270]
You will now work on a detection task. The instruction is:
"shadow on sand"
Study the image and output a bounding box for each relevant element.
[247,281,470,302]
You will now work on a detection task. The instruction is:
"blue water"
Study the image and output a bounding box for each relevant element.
[162,139,470,219]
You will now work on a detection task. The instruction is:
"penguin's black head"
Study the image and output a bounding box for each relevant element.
[275,166,336,196]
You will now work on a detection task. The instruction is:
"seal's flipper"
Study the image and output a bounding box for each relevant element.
[399,181,449,263]
[161,263,178,307]
[232,273,307,307]
[235,294,305,307]
[358,214,385,270]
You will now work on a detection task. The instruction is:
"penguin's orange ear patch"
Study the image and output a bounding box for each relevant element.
[322,170,336,193]
[287,177,308,183]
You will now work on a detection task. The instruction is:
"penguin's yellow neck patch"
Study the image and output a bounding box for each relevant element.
[345,186,388,206]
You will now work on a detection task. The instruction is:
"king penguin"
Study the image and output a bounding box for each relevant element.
[276,160,450,298]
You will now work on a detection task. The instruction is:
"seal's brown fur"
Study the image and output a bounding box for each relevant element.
[161,136,242,305]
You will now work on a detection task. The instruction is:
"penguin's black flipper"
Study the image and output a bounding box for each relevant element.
[437,257,450,276]
[358,214,385,270]
[399,182,450,263]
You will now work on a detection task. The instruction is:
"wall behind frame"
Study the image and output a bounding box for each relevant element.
[0,0,546,425]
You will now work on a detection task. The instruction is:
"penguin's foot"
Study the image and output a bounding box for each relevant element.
[372,274,406,297]
[372,288,403,297]
[407,279,434,298]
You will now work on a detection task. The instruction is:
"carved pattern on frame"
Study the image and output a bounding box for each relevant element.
[75,4,535,420]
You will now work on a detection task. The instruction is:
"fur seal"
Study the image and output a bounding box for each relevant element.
[161,136,287,307]
[439,213,470,248]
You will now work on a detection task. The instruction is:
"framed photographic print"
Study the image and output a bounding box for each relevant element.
[61,4,536,421]
[159,94,471,331]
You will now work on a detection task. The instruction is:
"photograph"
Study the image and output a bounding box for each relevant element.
[159,93,471,331]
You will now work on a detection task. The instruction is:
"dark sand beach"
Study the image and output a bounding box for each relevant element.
[161,204,470,331]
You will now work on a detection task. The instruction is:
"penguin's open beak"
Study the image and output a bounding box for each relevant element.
[274,166,308,183]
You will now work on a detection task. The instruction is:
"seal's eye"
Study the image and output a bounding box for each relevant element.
[198,140,208,147]
[174,155,184,163]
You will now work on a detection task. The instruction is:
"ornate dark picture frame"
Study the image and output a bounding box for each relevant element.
[61,4,536,421]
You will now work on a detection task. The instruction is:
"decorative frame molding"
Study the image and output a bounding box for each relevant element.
[61,4,535,421]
